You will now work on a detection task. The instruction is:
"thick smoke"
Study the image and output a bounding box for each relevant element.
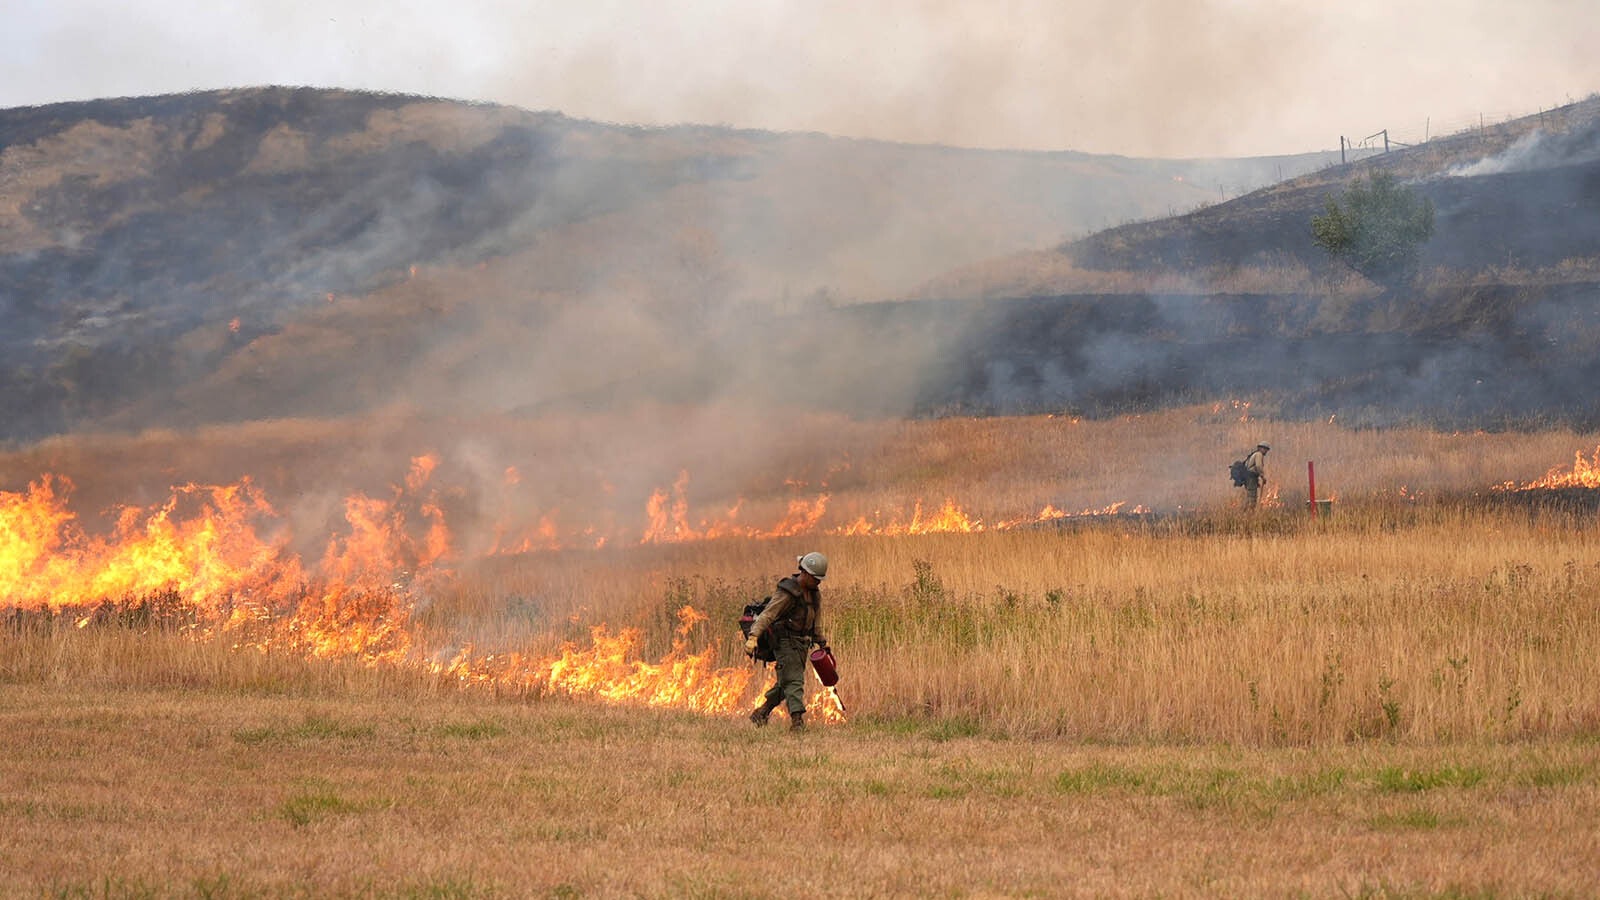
[4,87,1600,548]
[0,88,1235,540]
[0,90,1320,429]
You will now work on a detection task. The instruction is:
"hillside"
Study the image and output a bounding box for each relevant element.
[3,87,1599,445]
[917,95,1600,300]
[0,87,1337,440]
[846,95,1600,429]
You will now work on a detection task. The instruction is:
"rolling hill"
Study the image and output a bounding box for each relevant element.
[916,95,1600,301]
[2,87,1598,444]
[0,87,1338,441]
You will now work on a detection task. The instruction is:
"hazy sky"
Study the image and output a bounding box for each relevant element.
[5,0,1597,158]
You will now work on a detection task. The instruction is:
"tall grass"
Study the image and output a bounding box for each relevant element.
[10,498,1597,746]
[5,408,1599,746]
[1,616,437,699]
[825,507,1600,743]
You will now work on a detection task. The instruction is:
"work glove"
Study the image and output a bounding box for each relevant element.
[744,635,759,656]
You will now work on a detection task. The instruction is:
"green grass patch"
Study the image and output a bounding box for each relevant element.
[45,876,163,899]
[432,719,509,740]
[1054,762,1150,794]
[1180,768,1252,812]
[1338,881,1504,899]
[923,715,985,742]
[1265,767,1349,800]
[929,761,1025,799]
[859,716,926,737]
[1516,763,1591,788]
[293,714,377,740]
[0,798,107,822]
[1365,806,1466,831]
[397,881,492,900]
[275,782,386,829]
[1052,761,1342,817]
[1373,764,1486,793]
[859,778,894,797]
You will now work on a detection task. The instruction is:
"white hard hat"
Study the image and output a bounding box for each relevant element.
[797,551,828,579]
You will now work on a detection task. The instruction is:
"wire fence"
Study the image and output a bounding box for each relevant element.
[1339,93,1599,156]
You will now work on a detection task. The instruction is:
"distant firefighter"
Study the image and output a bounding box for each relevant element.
[745,551,830,732]
[1242,442,1270,507]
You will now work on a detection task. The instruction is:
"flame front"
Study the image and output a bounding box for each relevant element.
[0,469,781,718]
[1496,446,1600,491]
[0,475,295,614]
[487,469,1148,549]
[435,606,756,712]
[20,444,1586,724]
[2,460,1148,723]
[640,470,829,543]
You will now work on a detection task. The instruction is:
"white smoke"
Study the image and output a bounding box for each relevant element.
[1447,125,1600,178]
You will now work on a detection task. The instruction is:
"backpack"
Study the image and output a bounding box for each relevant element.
[1229,459,1248,487]
[739,597,778,662]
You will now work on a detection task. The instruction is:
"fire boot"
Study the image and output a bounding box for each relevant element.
[789,712,805,732]
[749,703,775,727]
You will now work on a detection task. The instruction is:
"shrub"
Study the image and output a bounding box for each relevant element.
[1311,172,1435,287]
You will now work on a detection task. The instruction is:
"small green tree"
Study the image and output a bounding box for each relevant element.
[1310,172,1435,287]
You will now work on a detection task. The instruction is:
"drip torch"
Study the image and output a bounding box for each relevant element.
[810,647,846,714]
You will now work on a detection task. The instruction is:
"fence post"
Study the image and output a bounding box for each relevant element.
[1308,461,1318,518]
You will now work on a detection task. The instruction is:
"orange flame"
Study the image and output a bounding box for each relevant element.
[997,500,1151,527]
[1256,481,1282,509]
[1210,399,1252,421]
[0,466,849,721]
[489,469,1145,548]
[0,457,449,663]
[1495,446,1600,492]
[829,499,983,536]
[3,457,1151,725]
[640,470,830,543]
[826,497,1148,536]
[0,475,294,613]
[432,604,787,715]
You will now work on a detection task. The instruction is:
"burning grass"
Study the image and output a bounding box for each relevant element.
[4,406,1600,742]
[4,407,1600,894]
[5,467,1600,744]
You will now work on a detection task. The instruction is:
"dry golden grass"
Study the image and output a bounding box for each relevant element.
[5,407,1600,895]
[3,681,1598,898]
[419,498,1600,746]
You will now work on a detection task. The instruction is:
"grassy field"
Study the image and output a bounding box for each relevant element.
[4,408,1600,896]
[3,681,1598,898]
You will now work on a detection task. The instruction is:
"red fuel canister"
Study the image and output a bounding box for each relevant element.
[808,648,839,687]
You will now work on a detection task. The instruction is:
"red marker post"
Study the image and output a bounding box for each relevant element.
[1308,460,1318,518]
